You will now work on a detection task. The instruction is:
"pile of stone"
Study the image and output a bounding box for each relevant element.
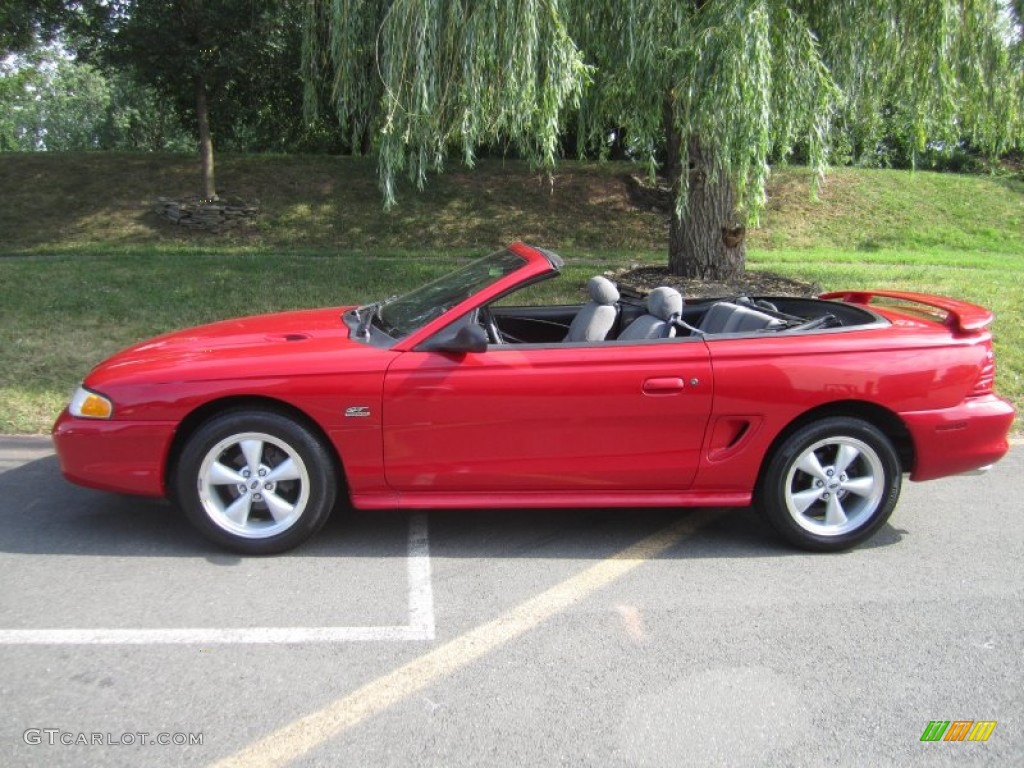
[154,196,259,231]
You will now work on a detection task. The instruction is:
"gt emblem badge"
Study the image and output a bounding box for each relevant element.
[344,406,371,418]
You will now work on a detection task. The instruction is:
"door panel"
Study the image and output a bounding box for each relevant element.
[382,341,713,492]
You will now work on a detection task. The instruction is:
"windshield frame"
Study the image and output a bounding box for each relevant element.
[346,243,562,351]
[372,249,528,340]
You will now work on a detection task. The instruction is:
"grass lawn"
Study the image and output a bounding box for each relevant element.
[1,154,1021,435]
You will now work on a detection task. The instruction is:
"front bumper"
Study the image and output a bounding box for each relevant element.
[52,409,177,497]
[902,395,1016,481]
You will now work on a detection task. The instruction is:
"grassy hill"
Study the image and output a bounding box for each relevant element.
[0,152,668,254]
[0,152,1021,434]
[2,152,1021,257]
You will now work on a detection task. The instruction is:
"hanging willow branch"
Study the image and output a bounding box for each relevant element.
[305,0,589,205]
[304,0,1023,218]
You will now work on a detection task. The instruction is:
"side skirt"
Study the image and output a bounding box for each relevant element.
[351,490,751,510]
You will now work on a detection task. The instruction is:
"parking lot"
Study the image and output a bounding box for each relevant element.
[1,436,1021,767]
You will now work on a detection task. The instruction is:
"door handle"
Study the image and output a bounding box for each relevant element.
[642,377,686,394]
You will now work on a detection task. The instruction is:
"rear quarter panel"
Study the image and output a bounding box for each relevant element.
[698,317,991,493]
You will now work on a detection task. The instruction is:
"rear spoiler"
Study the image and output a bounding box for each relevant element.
[819,290,994,332]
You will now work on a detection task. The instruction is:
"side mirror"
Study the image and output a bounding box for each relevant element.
[418,323,488,354]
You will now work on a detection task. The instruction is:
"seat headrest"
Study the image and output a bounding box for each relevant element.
[587,276,620,305]
[647,287,683,320]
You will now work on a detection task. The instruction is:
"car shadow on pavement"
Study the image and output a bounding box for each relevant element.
[0,454,906,560]
[416,504,906,561]
[0,455,409,562]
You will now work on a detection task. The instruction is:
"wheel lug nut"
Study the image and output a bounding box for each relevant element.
[826,469,834,477]
[237,484,247,494]
[253,493,262,501]
[264,482,272,490]
[815,480,824,488]
[822,492,830,500]
[258,468,267,477]
[242,469,250,478]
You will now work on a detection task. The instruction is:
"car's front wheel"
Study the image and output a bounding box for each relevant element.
[174,410,338,554]
[758,417,901,552]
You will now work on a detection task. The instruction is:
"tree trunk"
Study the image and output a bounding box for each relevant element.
[359,126,373,156]
[664,106,745,279]
[195,73,216,200]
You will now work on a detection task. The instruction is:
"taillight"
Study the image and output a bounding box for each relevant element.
[971,345,996,396]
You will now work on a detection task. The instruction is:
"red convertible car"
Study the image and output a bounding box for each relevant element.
[53,242,1014,554]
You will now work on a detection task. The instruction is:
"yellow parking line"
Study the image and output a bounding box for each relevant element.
[209,509,722,768]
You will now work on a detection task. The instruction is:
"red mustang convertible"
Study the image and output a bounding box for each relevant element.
[53,243,1015,553]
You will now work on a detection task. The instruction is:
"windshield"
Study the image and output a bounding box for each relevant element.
[374,249,527,338]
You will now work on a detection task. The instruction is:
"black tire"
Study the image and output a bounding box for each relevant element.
[174,409,338,554]
[757,416,901,552]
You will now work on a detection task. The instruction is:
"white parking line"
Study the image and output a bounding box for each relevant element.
[405,512,436,640]
[0,513,435,645]
[210,511,722,768]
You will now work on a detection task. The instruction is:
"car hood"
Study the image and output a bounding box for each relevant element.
[85,307,381,387]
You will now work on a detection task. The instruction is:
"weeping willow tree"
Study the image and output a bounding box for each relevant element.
[303,0,589,202]
[304,0,1023,279]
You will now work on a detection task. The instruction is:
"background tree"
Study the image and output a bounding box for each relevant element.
[0,1,71,54]
[98,72,193,152]
[305,0,1023,278]
[305,0,589,203]
[0,57,46,151]
[0,49,111,151]
[302,0,388,155]
[85,0,322,198]
[2,34,198,153]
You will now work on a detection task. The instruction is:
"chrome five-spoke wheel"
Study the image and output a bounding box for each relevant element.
[759,416,901,551]
[198,432,311,539]
[784,436,884,536]
[175,409,338,554]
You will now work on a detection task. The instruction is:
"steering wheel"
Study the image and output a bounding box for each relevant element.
[476,305,503,345]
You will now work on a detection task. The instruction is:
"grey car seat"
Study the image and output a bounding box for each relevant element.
[618,286,683,341]
[563,276,620,342]
[699,301,785,333]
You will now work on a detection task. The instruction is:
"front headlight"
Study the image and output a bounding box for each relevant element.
[69,386,114,419]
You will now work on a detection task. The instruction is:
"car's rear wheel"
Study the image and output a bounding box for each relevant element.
[174,410,337,554]
[758,417,901,552]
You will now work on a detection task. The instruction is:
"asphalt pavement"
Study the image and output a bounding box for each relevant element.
[0,436,1020,767]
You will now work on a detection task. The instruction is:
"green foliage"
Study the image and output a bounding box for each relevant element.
[302,0,387,153]
[0,49,192,151]
[0,61,43,150]
[306,0,591,205]
[816,2,1023,166]
[569,1,838,220]
[99,72,193,152]
[37,58,110,150]
[92,0,341,155]
[306,1,1024,225]
[0,1,70,54]
[0,51,109,150]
